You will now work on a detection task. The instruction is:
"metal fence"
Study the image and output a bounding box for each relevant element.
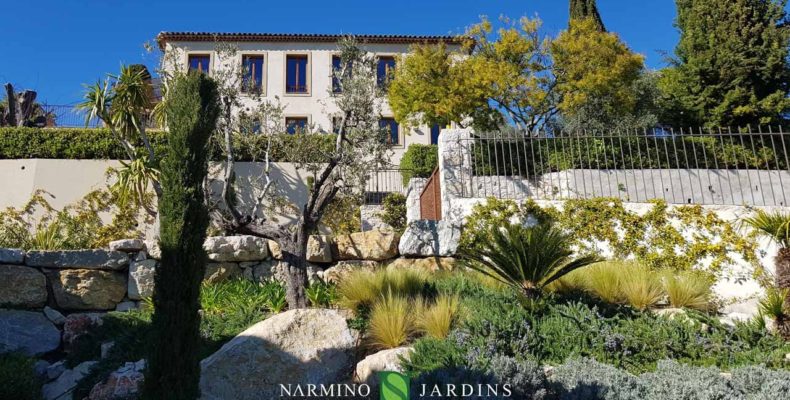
[456,127,790,206]
[364,168,408,205]
[39,104,103,128]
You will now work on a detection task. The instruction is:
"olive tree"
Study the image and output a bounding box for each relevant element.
[213,36,390,308]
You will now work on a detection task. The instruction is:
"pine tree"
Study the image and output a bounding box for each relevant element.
[143,72,220,400]
[660,0,790,127]
[569,0,606,31]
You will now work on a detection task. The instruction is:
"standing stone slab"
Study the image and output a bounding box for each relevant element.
[128,259,156,300]
[0,309,60,356]
[27,250,129,270]
[334,230,400,261]
[306,235,334,263]
[48,269,127,310]
[0,264,48,308]
[0,248,25,264]
[200,309,359,400]
[398,220,461,257]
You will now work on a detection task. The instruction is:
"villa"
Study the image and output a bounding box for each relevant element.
[156,32,464,165]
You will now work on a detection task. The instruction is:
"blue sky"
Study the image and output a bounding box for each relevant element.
[0,1,784,105]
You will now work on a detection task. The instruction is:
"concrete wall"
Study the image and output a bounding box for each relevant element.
[162,40,463,165]
[0,159,312,236]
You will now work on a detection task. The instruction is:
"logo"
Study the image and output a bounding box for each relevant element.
[378,371,410,400]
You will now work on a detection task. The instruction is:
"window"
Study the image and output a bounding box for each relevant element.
[286,55,309,94]
[286,117,309,134]
[430,124,441,145]
[377,56,396,89]
[241,55,264,93]
[188,54,211,73]
[332,55,342,93]
[379,118,400,145]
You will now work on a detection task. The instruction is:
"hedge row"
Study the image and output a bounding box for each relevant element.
[0,127,336,162]
[399,144,438,184]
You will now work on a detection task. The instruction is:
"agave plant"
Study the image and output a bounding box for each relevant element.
[458,221,601,299]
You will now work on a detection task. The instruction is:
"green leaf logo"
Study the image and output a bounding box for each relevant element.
[379,371,410,400]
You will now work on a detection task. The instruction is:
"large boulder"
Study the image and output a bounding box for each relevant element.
[42,361,97,400]
[108,239,145,252]
[88,359,145,400]
[386,257,457,272]
[48,269,127,310]
[334,230,400,261]
[0,309,60,356]
[322,260,380,283]
[200,308,359,400]
[0,264,47,308]
[204,236,268,262]
[355,347,412,384]
[128,259,156,300]
[204,262,241,283]
[27,250,129,270]
[0,248,24,264]
[398,220,461,257]
[307,235,334,263]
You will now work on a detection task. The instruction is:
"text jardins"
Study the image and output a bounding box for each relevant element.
[279,383,513,397]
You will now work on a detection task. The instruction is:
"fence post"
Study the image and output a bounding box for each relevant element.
[438,128,473,221]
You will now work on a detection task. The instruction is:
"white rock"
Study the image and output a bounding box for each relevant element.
[143,240,161,260]
[204,236,268,262]
[128,259,156,300]
[0,309,61,356]
[26,250,129,270]
[306,235,334,263]
[42,361,96,400]
[43,306,66,326]
[108,239,145,252]
[200,309,358,400]
[398,220,461,257]
[355,347,412,384]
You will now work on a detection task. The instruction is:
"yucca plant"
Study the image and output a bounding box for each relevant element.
[415,295,459,339]
[619,265,665,311]
[368,291,413,350]
[459,222,601,299]
[663,271,713,311]
[759,288,790,339]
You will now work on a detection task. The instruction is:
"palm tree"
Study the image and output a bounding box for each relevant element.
[459,221,601,299]
[77,65,161,216]
[743,209,790,333]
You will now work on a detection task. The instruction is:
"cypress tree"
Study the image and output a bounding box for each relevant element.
[660,0,790,127]
[569,0,606,31]
[143,72,220,400]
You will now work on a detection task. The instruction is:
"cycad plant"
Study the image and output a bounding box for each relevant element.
[459,221,600,299]
[759,288,790,339]
[743,210,790,317]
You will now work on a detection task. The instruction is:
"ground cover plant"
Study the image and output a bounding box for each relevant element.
[403,271,790,397]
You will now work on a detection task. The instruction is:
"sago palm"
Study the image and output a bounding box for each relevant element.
[743,210,790,303]
[459,222,601,298]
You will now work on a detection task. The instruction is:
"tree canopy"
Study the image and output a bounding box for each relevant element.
[659,0,790,127]
[569,0,605,31]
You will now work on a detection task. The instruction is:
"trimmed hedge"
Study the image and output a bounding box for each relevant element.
[0,127,336,162]
[399,144,438,184]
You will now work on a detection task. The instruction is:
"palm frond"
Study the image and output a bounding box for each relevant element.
[743,209,790,247]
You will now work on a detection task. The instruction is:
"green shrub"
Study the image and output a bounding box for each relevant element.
[0,353,43,400]
[415,294,459,339]
[379,193,407,234]
[663,271,713,311]
[399,144,438,184]
[369,291,414,349]
[0,127,336,161]
[619,265,665,311]
[321,194,362,234]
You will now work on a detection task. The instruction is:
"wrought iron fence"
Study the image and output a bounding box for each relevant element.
[456,127,790,206]
[364,168,409,205]
[39,104,103,128]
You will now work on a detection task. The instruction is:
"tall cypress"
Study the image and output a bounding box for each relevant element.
[570,0,606,31]
[143,72,220,400]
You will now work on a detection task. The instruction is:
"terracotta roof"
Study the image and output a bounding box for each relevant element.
[156,32,464,49]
